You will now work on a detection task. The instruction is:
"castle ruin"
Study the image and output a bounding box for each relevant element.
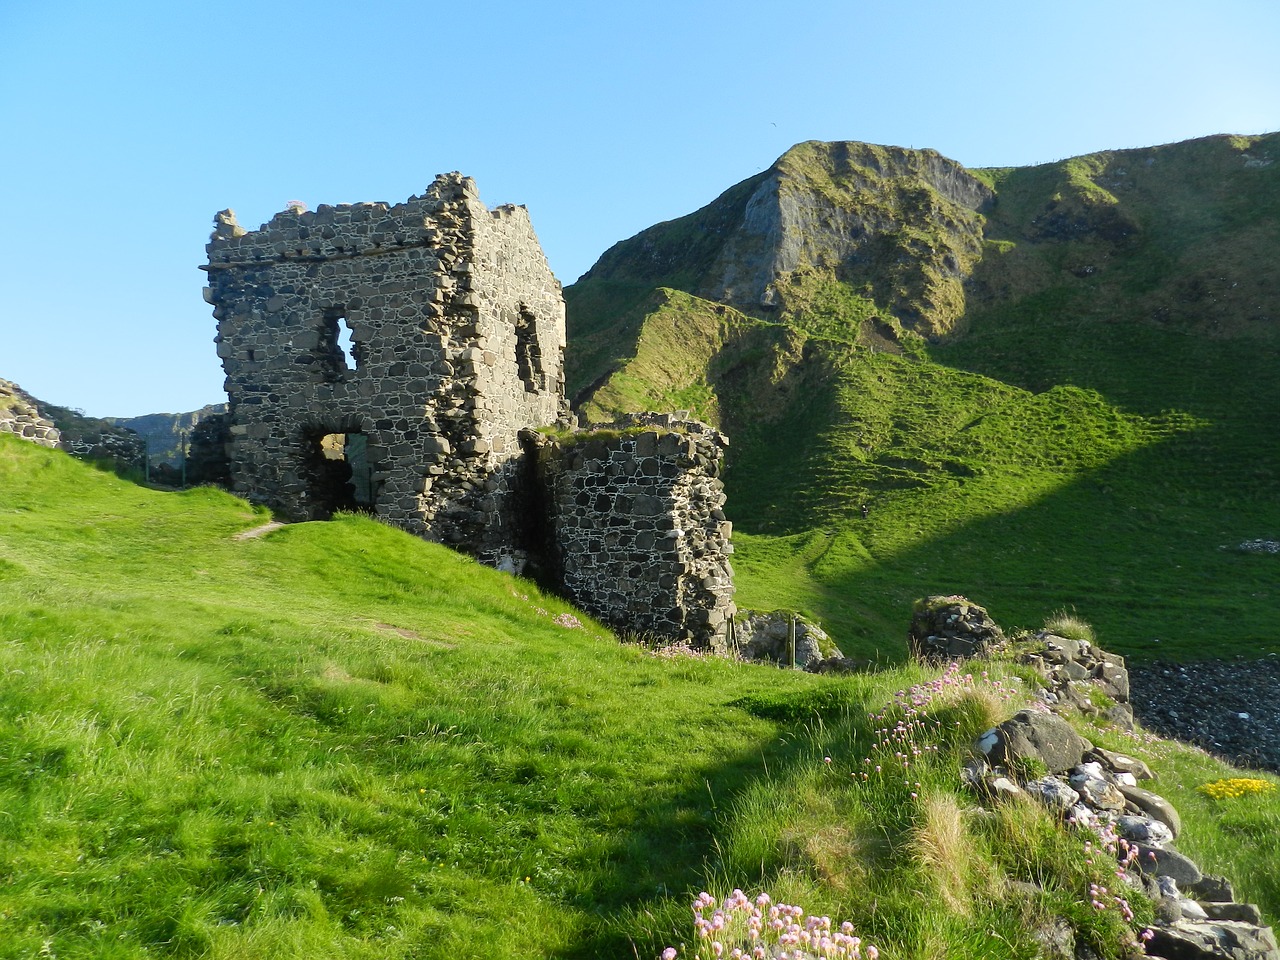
[203,174,736,646]
[204,174,566,567]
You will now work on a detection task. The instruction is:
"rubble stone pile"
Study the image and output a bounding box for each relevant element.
[942,610,1280,960]
[908,594,1006,661]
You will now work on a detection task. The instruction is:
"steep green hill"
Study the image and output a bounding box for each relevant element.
[566,135,1280,661]
[3,436,1279,959]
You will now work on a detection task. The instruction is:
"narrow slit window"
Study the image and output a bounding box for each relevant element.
[514,304,542,393]
[319,307,359,379]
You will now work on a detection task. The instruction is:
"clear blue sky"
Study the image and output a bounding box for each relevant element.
[2,0,1278,417]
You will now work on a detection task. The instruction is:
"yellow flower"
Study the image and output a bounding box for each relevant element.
[1197,778,1276,800]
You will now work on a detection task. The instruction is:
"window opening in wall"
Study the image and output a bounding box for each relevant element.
[336,321,357,369]
[514,303,543,393]
[303,427,376,518]
[319,307,359,380]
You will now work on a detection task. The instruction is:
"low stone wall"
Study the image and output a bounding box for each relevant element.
[0,379,61,448]
[529,414,736,647]
[1,379,145,470]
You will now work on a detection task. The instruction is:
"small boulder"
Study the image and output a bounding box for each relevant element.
[1117,814,1175,848]
[735,611,831,668]
[1119,783,1182,838]
[1026,776,1081,814]
[1186,875,1236,904]
[1136,844,1203,886]
[1147,920,1280,960]
[983,709,1086,774]
[1201,903,1264,925]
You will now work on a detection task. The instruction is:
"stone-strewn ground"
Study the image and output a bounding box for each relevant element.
[1129,657,1280,774]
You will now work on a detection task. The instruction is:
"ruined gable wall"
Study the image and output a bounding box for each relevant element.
[205,174,565,562]
[429,197,568,560]
[530,415,736,647]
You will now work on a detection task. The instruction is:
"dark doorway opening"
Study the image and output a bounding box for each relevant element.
[302,427,377,519]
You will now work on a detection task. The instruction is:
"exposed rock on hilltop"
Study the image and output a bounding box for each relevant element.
[578,140,993,344]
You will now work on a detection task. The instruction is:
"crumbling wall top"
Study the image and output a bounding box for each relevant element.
[204,174,503,269]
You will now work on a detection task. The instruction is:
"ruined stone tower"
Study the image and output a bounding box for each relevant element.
[203,174,567,566]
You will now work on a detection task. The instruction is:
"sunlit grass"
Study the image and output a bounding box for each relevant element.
[3,436,1280,959]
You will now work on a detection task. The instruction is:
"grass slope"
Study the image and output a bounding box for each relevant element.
[1,438,1279,959]
[565,134,1280,663]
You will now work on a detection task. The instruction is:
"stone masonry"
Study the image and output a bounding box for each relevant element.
[204,178,736,643]
[1,378,146,469]
[527,413,736,647]
[0,379,61,448]
[203,174,567,566]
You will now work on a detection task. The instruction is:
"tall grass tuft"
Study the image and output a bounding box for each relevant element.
[1042,609,1096,645]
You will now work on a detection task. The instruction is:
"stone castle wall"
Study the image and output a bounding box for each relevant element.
[530,414,736,647]
[204,173,566,564]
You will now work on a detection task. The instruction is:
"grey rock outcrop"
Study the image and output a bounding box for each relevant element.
[979,709,1086,773]
[733,610,832,667]
[951,607,1278,960]
[1020,631,1134,729]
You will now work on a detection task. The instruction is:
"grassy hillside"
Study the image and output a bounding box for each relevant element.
[565,134,1280,663]
[2,437,1279,959]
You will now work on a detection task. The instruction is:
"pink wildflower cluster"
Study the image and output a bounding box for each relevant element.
[1076,818,1147,940]
[853,662,1017,795]
[883,661,1019,715]
[649,642,707,659]
[507,587,585,629]
[662,890,881,960]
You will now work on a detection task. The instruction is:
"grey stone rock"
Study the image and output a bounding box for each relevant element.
[1136,843,1203,885]
[1201,903,1265,925]
[1181,899,1210,920]
[1071,774,1126,811]
[1025,776,1081,813]
[1146,919,1280,960]
[1120,783,1182,837]
[988,776,1024,801]
[1118,814,1175,847]
[986,709,1086,773]
[1186,875,1237,904]
[735,611,831,667]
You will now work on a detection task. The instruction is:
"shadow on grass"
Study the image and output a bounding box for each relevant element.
[808,422,1280,663]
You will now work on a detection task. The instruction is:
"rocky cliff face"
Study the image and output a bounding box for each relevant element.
[576,140,994,344]
[702,142,992,334]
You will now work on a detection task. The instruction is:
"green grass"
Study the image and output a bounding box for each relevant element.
[5,437,1279,958]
